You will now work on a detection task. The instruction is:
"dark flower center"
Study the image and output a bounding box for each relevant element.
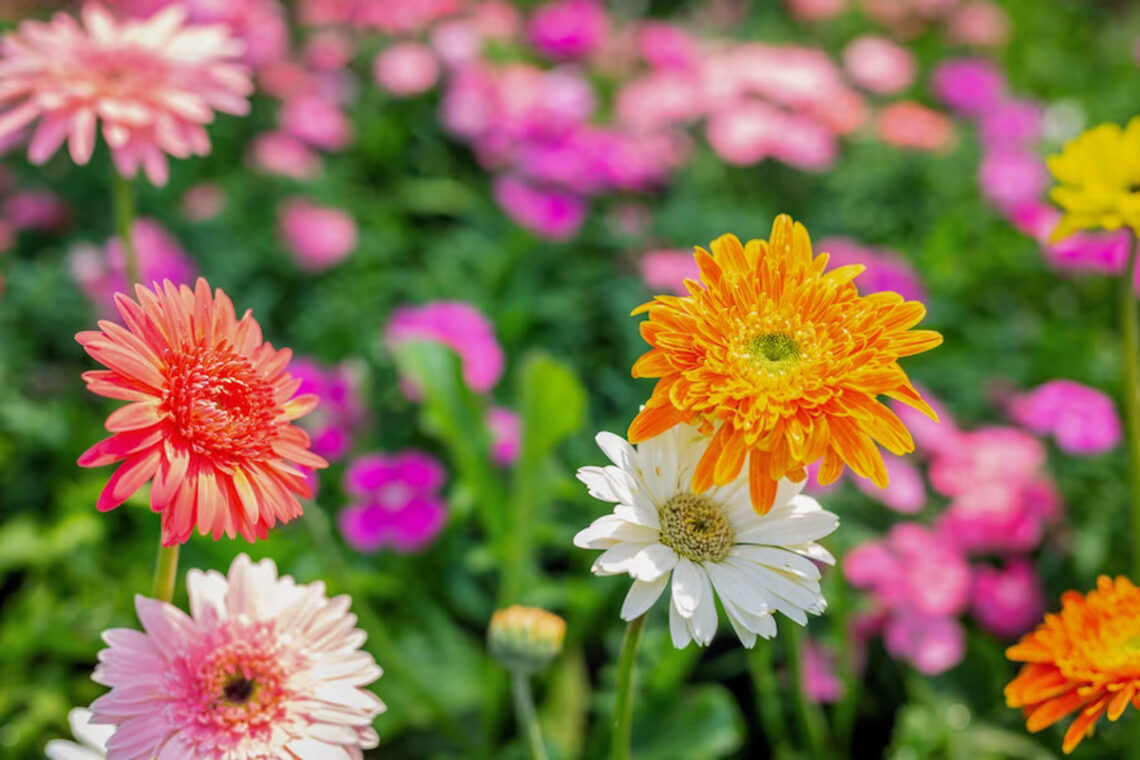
[223,674,255,705]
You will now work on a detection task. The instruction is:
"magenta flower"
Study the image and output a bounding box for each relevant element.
[338,450,447,553]
[970,559,1045,639]
[639,249,701,296]
[280,95,352,152]
[978,99,1043,147]
[3,190,70,231]
[883,612,966,675]
[67,218,196,315]
[90,554,384,758]
[289,357,366,461]
[374,42,441,97]
[247,131,322,179]
[978,149,1049,211]
[819,236,927,302]
[930,58,1006,116]
[492,174,587,241]
[487,406,521,466]
[527,0,608,61]
[801,640,844,703]
[385,300,505,393]
[1008,379,1122,455]
[279,198,358,272]
[853,454,926,514]
[636,22,699,72]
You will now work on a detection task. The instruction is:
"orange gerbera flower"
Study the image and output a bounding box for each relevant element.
[77,278,327,545]
[1006,576,1140,754]
[628,214,941,512]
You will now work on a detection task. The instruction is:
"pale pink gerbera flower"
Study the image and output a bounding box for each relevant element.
[0,3,253,185]
[76,278,328,545]
[90,554,384,759]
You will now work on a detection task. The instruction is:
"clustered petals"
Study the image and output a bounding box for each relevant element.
[76,278,328,546]
[628,214,942,512]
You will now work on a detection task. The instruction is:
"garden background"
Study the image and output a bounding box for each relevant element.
[1,0,1139,757]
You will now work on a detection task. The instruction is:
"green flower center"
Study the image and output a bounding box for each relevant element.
[749,332,801,363]
[658,492,736,563]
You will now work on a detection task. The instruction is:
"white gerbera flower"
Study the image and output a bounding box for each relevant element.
[573,424,839,648]
[45,708,110,759]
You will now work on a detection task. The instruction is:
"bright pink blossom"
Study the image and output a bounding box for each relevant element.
[931,58,1006,116]
[279,199,357,272]
[978,149,1049,211]
[247,131,322,179]
[3,190,69,231]
[971,559,1045,638]
[639,249,700,295]
[339,451,447,552]
[0,4,253,185]
[280,95,352,152]
[493,174,587,241]
[1008,380,1122,455]
[854,454,926,514]
[637,22,699,71]
[289,358,365,461]
[978,99,1043,147]
[819,236,927,302]
[90,554,383,758]
[883,613,966,675]
[801,640,844,703]
[385,300,505,393]
[527,0,608,61]
[487,406,521,466]
[374,43,441,97]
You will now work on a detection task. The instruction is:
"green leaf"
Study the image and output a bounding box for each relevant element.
[539,646,591,760]
[634,684,745,760]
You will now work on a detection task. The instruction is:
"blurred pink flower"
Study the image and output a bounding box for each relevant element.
[374,42,441,97]
[68,218,196,314]
[931,58,1006,116]
[843,36,916,95]
[1044,228,1132,275]
[801,640,844,703]
[305,30,354,71]
[947,2,1010,48]
[386,300,505,393]
[0,4,252,185]
[431,20,484,69]
[616,72,705,131]
[527,0,608,61]
[819,236,927,302]
[892,387,960,456]
[768,113,838,170]
[978,149,1049,211]
[733,45,846,110]
[706,100,785,166]
[339,450,448,553]
[978,99,1043,147]
[884,613,965,675]
[929,427,1044,497]
[786,0,848,22]
[877,101,956,152]
[937,477,1061,554]
[279,199,357,272]
[280,95,352,151]
[971,559,1045,639]
[854,454,926,513]
[180,182,224,222]
[637,22,699,71]
[289,357,366,461]
[640,249,700,295]
[1009,380,1122,455]
[3,190,69,231]
[487,406,521,466]
[847,524,971,618]
[247,131,322,179]
[493,174,587,240]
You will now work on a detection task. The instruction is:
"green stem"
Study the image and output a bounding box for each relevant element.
[786,624,830,758]
[511,670,549,760]
[610,613,647,760]
[832,578,858,755]
[1121,235,1140,760]
[749,642,791,759]
[150,543,179,602]
[111,170,139,287]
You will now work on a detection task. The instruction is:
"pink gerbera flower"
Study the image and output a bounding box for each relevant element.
[0,3,253,185]
[90,553,384,759]
[76,278,328,545]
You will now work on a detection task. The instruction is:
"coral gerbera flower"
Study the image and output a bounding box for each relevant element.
[0,3,252,185]
[628,214,941,512]
[90,554,384,759]
[1006,576,1140,754]
[1048,117,1140,242]
[77,278,327,545]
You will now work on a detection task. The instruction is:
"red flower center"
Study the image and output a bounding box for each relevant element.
[163,343,279,463]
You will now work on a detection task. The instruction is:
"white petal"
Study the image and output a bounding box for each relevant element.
[734,509,838,545]
[688,568,718,645]
[574,515,656,549]
[669,597,692,649]
[627,543,679,582]
[576,466,635,505]
[620,575,669,620]
[597,431,638,470]
[593,542,651,576]
[44,741,103,760]
[791,542,836,566]
[68,707,113,751]
[614,500,660,530]
[670,558,703,616]
[732,545,821,580]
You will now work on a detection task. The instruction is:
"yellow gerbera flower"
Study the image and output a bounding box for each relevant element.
[628,215,942,513]
[1006,576,1140,754]
[1048,117,1140,242]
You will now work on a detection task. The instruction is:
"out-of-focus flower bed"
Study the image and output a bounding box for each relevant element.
[2,0,1139,757]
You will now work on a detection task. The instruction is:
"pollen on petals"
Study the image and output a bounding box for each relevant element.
[76,278,327,545]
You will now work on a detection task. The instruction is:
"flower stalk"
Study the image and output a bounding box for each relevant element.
[510,669,549,760]
[111,170,139,287]
[610,612,647,760]
[1123,234,1140,581]
[150,543,179,603]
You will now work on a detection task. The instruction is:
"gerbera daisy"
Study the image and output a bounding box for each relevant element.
[573,423,838,648]
[90,554,384,759]
[0,3,252,185]
[628,214,941,512]
[76,278,328,546]
[1048,118,1140,241]
[1006,575,1140,754]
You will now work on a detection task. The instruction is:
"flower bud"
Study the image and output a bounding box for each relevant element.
[488,605,566,672]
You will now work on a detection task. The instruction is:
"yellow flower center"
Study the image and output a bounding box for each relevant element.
[750,332,801,363]
[658,492,735,563]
